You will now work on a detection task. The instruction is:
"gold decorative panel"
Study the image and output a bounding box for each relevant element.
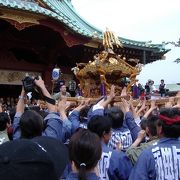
[0,70,41,85]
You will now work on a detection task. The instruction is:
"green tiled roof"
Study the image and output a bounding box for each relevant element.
[0,0,168,53]
[0,0,62,20]
[42,0,102,36]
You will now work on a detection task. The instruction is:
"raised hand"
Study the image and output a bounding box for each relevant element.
[57,98,68,121]
[109,85,116,100]
[121,98,130,113]
[150,100,157,110]
[34,76,45,90]
[74,98,90,112]
[121,86,127,96]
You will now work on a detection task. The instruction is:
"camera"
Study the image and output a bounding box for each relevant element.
[22,76,42,100]
[22,76,35,93]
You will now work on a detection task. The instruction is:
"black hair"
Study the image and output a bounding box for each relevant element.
[0,112,9,131]
[20,110,44,139]
[140,118,147,130]
[69,129,102,180]
[79,106,91,123]
[87,115,112,138]
[105,106,124,129]
[38,110,49,119]
[28,106,48,119]
[28,105,40,112]
[147,115,158,136]
[157,108,180,138]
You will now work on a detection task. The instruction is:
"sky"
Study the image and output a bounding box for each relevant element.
[71,0,180,85]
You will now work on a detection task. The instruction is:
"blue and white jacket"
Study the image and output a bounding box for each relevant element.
[87,103,140,151]
[108,127,132,151]
[129,137,180,180]
[68,110,88,134]
[108,112,140,151]
[69,103,104,134]
[99,142,132,180]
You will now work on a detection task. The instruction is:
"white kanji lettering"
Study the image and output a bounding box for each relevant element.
[172,146,180,180]
[152,146,164,180]
[98,151,112,180]
[152,145,180,180]
[161,147,174,179]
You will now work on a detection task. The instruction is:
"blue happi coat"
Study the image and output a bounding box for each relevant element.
[99,142,132,180]
[129,137,180,180]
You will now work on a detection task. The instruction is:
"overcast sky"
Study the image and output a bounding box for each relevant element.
[72,0,180,85]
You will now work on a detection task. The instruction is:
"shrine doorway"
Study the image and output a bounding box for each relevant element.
[0,84,22,98]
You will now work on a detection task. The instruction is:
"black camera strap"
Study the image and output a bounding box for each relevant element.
[43,96,56,105]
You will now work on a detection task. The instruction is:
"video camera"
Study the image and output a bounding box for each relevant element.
[22,76,43,100]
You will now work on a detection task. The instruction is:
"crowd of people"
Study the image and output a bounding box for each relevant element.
[0,76,180,180]
[131,79,167,100]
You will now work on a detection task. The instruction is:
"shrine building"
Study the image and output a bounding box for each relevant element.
[0,0,169,97]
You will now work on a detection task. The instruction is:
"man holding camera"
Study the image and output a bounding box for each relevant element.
[13,76,71,143]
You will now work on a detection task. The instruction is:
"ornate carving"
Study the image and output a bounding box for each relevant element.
[0,70,41,85]
[72,50,142,97]
[5,19,35,30]
[0,9,45,30]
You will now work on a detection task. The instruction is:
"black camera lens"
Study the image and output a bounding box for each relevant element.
[22,76,34,93]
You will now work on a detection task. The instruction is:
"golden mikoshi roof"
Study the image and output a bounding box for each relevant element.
[71,30,142,97]
[74,50,142,79]
[72,50,142,97]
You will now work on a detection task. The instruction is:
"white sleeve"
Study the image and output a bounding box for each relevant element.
[92,104,104,111]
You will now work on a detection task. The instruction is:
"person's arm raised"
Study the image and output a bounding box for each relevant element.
[0,103,3,113]
[13,86,26,140]
[73,99,90,112]
[122,98,141,141]
[137,99,146,117]
[129,97,139,119]
[143,100,157,119]
[130,130,146,147]
[57,98,68,121]
[68,99,90,133]
[16,87,26,113]
[99,85,115,108]
[34,76,56,112]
